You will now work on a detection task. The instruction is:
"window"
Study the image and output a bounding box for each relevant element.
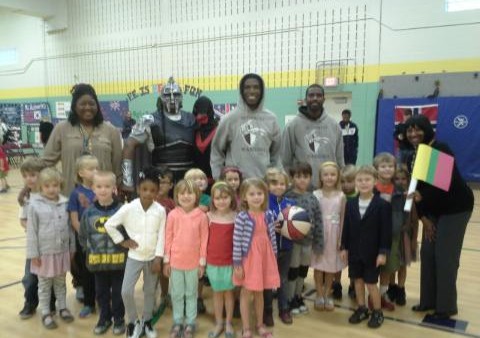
[0,48,18,66]
[446,0,480,12]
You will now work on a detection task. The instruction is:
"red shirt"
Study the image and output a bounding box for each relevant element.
[207,220,234,266]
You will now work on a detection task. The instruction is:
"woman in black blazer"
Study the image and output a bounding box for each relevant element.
[405,115,474,320]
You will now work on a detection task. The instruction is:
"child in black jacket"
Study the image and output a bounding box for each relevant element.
[341,165,392,329]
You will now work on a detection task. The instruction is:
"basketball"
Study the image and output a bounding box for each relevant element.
[277,206,312,241]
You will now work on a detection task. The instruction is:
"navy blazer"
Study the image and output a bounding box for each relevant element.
[341,194,392,264]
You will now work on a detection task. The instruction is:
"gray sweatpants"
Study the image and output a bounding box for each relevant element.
[121,257,158,323]
[38,274,67,315]
[287,242,311,300]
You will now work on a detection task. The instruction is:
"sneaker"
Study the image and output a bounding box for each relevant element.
[381,295,395,311]
[386,284,398,303]
[42,314,58,329]
[197,297,206,314]
[19,303,36,319]
[348,285,356,299]
[367,310,384,328]
[75,286,84,302]
[298,296,308,313]
[143,319,157,338]
[289,297,300,316]
[79,305,95,318]
[324,297,335,311]
[126,320,142,338]
[279,310,293,325]
[332,281,343,300]
[314,297,325,311]
[94,320,112,335]
[263,311,274,327]
[396,287,406,306]
[112,320,126,335]
[348,306,369,324]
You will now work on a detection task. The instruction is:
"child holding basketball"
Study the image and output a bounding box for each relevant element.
[265,168,295,325]
[233,178,280,338]
[311,162,346,311]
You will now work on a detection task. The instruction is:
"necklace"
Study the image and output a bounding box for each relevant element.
[79,124,94,154]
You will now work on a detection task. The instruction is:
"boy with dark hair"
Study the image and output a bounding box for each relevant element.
[284,162,323,315]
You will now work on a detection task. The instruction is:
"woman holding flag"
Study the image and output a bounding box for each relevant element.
[405,115,474,321]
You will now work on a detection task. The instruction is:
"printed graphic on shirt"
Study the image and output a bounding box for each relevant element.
[240,120,267,147]
[94,216,108,234]
[304,130,331,154]
[341,126,357,136]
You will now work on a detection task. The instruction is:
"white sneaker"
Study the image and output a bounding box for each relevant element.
[143,320,157,338]
[126,320,142,338]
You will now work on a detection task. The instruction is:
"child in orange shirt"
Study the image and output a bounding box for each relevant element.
[164,180,209,338]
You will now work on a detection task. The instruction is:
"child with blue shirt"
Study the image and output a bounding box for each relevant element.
[68,155,98,317]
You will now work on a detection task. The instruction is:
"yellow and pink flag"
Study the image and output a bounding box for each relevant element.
[412,144,454,191]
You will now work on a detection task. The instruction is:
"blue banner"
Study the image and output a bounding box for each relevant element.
[376,97,480,182]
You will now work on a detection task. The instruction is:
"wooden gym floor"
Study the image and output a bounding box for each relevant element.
[1,169,479,338]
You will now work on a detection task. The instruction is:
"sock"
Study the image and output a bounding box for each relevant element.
[380,285,388,296]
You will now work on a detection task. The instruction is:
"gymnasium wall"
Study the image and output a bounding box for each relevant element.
[0,0,479,164]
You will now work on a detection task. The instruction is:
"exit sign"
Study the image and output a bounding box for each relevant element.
[324,77,339,87]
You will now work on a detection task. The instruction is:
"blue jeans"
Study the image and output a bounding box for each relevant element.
[22,259,38,306]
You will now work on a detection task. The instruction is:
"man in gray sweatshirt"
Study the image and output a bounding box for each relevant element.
[210,73,282,179]
[281,84,344,187]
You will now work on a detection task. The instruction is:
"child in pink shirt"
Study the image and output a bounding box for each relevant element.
[163,180,209,338]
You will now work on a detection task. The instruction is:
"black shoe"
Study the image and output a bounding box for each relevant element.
[426,311,457,321]
[411,304,434,312]
[396,287,406,306]
[93,320,112,335]
[348,285,356,299]
[264,311,274,327]
[332,281,343,300]
[368,310,384,328]
[19,303,36,319]
[349,306,369,324]
[386,284,398,303]
[197,297,206,314]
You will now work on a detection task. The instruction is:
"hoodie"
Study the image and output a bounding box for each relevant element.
[281,106,344,187]
[26,194,75,259]
[164,207,209,270]
[210,74,282,179]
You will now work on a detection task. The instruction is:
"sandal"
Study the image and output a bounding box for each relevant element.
[256,324,273,338]
[59,308,74,323]
[42,314,58,329]
[170,324,183,338]
[208,322,224,338]
[183,324,195,338]
[241,329,252,338]
[225,322,235,338]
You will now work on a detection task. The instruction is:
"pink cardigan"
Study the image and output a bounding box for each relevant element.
[164,207,209,270]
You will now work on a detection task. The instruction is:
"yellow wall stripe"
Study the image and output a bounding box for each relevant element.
[1,57,479,99]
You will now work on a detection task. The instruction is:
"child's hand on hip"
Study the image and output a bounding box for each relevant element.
[120,239,138,249]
